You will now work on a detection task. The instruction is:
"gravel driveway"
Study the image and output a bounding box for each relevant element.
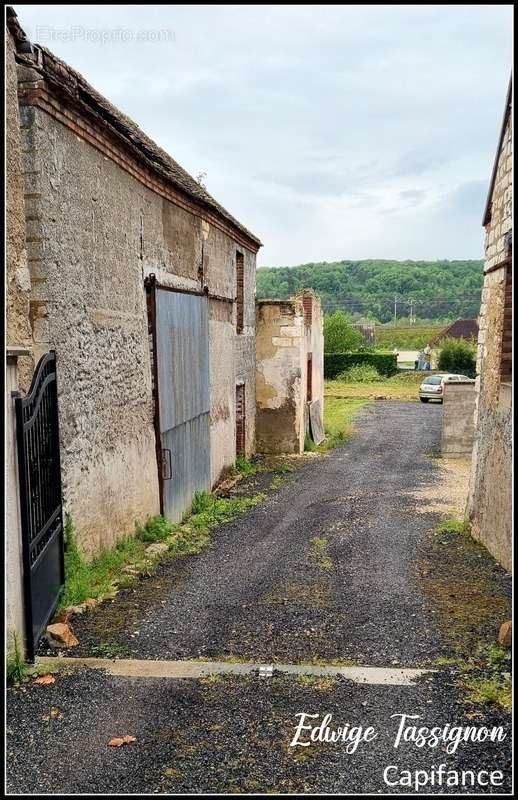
[7,402,511,793]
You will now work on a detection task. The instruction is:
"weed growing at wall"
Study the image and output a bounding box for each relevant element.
[231,455,262,477]
[60,494,265,611]
[6,632,27,685]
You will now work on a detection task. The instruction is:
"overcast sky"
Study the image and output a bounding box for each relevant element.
[16,4,512,265]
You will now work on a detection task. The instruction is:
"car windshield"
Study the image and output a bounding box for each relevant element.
[423,376,443,385]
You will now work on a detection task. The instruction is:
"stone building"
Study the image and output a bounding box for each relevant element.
[466,78,512,572]
[256,290,324,453]
[6,9,261,560]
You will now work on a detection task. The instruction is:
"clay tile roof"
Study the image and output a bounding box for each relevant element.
[7,7,261,250]
[429,318,479,347]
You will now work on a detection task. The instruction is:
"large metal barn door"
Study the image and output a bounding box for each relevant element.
[15,351,64,661]
[152,282,211,522]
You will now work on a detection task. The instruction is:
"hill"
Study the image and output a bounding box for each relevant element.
[256,259,484,323]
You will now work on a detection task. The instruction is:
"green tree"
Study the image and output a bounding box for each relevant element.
[437,337,477,376]
[324,311,364,353]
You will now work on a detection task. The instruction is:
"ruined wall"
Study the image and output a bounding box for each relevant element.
[441,382,476,457]
[296,290,324,437]
[6,31,33,386]
[466,108,512,572]
[16,92,256,553]
[256,299,305,453]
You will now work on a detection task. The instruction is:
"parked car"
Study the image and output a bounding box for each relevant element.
[419,373,474,403]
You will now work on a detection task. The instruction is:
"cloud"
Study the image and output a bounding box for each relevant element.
[16,4,512,264]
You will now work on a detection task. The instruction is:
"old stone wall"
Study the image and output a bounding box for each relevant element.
[6,31,33,387]
[441,382,476,457]
[296,290,324,437]
[256,300,304,453]
[466,105,512,572]
[17,100,257,556]
[256,292,324,454]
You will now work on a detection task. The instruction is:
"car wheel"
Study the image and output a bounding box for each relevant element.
[420,398,429,403]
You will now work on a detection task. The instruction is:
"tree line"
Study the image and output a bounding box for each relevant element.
[257,259,484,323]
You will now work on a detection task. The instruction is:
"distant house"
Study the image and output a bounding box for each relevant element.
[429,318,479,348]
[465,78,512,572]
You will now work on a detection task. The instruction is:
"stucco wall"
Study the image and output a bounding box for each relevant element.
[256,292,324,454]
[466,107,512,572]
[441,382,476,457]
[18,101,256,555]
[256,300,304,453]
[296,290,324,438]
[6,32,33,386]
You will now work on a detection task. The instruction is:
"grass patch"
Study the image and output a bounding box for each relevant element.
[230,455,262,477]
[6,632,27,685]
[304,434,317,452]
[459,675,512,711]
[325,372,422,401]
[435,518,469,535]
[308,537,333,571]
[60,493,264,611]
[90,642,132,659]
[272,462,294,475]
[320,397,368,451]
[59,514,171,610]
[453,644,512,712]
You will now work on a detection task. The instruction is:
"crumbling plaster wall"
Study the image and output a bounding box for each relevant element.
[19,101,256,555]
[6,32,33,386]
[205,231,256,484]
[466,110,512,572]
[256,299,305,453]
[296,290,324,436]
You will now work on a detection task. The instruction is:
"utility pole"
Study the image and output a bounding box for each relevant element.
[409,300,414,325]
[393,294,397,326]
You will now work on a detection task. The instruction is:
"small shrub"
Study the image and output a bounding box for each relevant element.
[304,435,317,452]
[337,364,383,383]
[324,352,397,379]
[437,337,476,376]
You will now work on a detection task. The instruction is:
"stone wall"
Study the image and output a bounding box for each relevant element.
[466,96,512,573]
[256,292,324,454]
[6,30,33,386]
[441,382,476,457]
[16,99,257,557]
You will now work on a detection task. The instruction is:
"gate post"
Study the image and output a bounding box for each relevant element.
[6,347,30,660]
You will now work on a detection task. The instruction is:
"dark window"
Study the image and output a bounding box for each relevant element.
[501,258,512,382]
[236,252,244,333]
[236,383,245,455]
[307,353,313,402]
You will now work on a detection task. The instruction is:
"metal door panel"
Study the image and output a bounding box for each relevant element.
[154,286,211,522]
[156,290,209,431]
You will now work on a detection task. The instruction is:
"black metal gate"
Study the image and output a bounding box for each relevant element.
[15,351,64,660]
